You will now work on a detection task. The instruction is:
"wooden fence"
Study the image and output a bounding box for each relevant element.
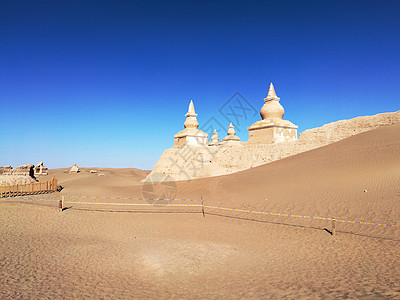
[0,177,58,198]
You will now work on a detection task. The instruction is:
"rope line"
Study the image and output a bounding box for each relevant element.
[3,196,398,228]
[65,201,202,207]
[68,195,198,202]
[203,206,399,228]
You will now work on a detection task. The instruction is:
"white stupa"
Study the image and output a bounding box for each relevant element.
[248,83,298,143]
[174,100,208,147]
[222,123,241,144]
[208,129,220,146]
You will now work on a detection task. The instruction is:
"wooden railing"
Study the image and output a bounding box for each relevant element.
[0,177,58,198]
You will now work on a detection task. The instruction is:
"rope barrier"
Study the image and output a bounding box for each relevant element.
[3,195,398,229]
[68,195,199,202]
[203,206,399,228]
[65,201,202,207]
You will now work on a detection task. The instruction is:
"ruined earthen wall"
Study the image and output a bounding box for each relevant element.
[299,111,400,145]
[146,111,400,181]
[0,164,37,185]
[11,164,35,177]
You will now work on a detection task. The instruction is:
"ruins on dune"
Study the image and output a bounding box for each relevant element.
[145,83,400,182]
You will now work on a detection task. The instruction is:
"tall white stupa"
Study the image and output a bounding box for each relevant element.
[247,83,298,143]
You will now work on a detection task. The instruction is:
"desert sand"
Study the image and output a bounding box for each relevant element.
[1,124,399,299]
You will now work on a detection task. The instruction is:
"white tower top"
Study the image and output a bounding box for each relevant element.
[184,100,199,129]
[265,82,280,102]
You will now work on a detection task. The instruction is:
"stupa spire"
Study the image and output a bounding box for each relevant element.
[265,82,280,102]
[184,100,199,129]
[186,100,196,116]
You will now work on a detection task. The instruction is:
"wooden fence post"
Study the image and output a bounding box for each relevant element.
[201,196,205,218]
[331,218,336,237]
[59,196,64,212]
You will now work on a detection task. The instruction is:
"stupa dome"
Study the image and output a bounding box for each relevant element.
[260,83,284,120]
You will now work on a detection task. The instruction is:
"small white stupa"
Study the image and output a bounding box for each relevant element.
[222,123,241,144]
[208,130,220,146]
[174,100,208,147]
[248,83,298,143]
[69,163,80,173]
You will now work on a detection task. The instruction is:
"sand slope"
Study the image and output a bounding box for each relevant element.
[1,124,399,299]
[174,123,400,234]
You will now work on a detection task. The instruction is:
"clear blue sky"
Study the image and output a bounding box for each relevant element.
[1,0,399,170]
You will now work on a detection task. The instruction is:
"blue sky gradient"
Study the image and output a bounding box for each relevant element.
[1,0,399,169]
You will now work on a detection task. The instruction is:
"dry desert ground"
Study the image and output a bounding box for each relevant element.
[1,124,400,299]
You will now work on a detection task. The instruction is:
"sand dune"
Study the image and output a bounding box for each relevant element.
[1,124,399,298]
[174,124,400,231]
[37,167,150,197]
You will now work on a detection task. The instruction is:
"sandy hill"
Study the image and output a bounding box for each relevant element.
[173,123,400,227]
[37,167,150,197]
